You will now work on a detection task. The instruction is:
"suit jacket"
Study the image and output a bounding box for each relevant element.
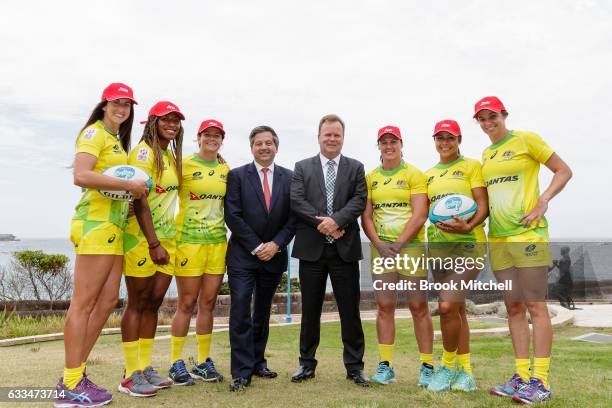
[225,162,296,273]
[290,154,367,262]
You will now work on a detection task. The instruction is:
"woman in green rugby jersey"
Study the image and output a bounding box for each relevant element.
[167,119,230,385]
[361,125,434,387]
[424,119,488,393]
[474,96,572,405]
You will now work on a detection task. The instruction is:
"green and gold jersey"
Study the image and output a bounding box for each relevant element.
[481,130,554,237]
[425,156,486,243]
[124,141,179,248]
[175,154,229,244]
[366,161,427,243]
[72,120,129,228]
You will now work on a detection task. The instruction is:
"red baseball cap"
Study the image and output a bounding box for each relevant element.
[198,119,225,136]
[377,125,402,141]
[101,82,137,104]
[433,119,461,137]
[473,96,506,117]
[148,101,185,120]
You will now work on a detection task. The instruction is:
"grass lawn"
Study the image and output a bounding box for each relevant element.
[0,319,610,407]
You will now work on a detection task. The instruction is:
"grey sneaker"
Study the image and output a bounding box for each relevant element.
[118,370,157,397]
[143,366,173,389]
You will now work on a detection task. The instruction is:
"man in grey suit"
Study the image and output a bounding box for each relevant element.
[290,114,369,386]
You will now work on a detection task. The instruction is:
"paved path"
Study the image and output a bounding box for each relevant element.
[572,304,612,327]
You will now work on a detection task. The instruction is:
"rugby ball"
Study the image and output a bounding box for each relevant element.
[98,165,152,201]
[429,194,477,224]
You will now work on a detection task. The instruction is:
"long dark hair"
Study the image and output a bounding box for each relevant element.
[79,100,134,152]
[140,116,183,182]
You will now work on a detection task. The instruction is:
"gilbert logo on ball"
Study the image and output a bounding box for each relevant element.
[98,165,153,201]
[429,194,477,224]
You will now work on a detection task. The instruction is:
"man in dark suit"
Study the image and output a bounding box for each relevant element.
[290,114,369,386]
[225,125,296,391]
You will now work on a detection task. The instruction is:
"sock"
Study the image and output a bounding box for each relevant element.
[533,357,551,388]
[197,333,212,363]
[139,338,154,370]
[457,353,472,376]
[378,343,395,366]
[515,358,531,382]
[441,348,457,370]
[80,362,86,375]
[63,366,83,390]
[122,340,140,377]
[420,353,434,366]
[170,336,187,364]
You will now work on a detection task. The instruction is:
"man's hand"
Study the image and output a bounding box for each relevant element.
[330,229,345,240]
[256,241,280,261]
[315,216,339,235]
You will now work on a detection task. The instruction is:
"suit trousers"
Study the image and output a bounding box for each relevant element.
[298,244,365,372]
[229,265,283,379]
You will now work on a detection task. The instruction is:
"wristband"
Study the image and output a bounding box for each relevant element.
[148,241,160,250]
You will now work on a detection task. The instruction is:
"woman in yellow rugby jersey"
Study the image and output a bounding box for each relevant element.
[56,83,148,408]
[474,97,572,405]
[361,125,434,387]
[118,101,184,397]
[424,120,488,393]
[168,119,229,385]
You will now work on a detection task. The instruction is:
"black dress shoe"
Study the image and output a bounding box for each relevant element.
[346,370,370,387]
[254,367,278,378]
[229,377,250,392]
[291,366,315,382]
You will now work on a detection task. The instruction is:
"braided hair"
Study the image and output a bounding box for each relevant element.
[140,116,183,183]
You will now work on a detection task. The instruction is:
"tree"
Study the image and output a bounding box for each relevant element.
[0,250,72,308]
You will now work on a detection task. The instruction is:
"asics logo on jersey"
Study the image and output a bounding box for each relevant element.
[107,234,116,243]
[440,170,448,177]
[181,258,188,266]
[427,176,435,185]
[208,170,215,176]
[384,178,392,185]
[137,258,147,266]
[490,151,498,159]
[485,175,519,186]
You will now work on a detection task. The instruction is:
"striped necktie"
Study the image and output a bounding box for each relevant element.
[325,160,336,242]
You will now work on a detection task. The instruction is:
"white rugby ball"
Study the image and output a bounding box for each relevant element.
[429,194,477,224]
[99,165,152,201]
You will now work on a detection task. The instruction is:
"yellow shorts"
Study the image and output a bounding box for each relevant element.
[124,238,176,277]
[427,242,487,266]
[175,242,227,277]
[70,220,123,255]
[370,242,427,278]
[488,227,551,271]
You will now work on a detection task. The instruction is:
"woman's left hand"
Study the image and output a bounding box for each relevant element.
[520,197,548,227]
[436,217,472,233]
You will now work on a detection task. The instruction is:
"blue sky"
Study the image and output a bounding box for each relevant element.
[1,0,610,238]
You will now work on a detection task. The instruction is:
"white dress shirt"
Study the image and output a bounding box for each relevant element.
[319,153,341,180]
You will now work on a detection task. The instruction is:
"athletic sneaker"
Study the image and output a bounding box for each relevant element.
[512,378,552,405]
[118,370,157,397]
[168,359,195,386]
[489,373,528,397]
[372,361,395,385]
[418,363,434,387]
[54,377,113,408]
[192,357,224,382]
[427,365,455,392]
[143,366,173,389]
[451,369,477,392]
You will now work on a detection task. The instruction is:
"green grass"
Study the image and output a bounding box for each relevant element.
[0,320,610,407]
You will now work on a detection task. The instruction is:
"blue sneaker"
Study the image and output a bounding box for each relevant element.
[490,373,527,397]
[192,357,224,382]
[512,378,552,405]
[168,360,195,386]
[418,363,434,387]
[451,369,477,392]
[427,365,455,392]
[372,361,395,385]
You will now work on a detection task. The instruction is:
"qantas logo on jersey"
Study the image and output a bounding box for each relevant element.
[156,184,179,194]
[430,192,455,203]
[189,191,224,200]
[485,175,519,186]
[373,202,409,209]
